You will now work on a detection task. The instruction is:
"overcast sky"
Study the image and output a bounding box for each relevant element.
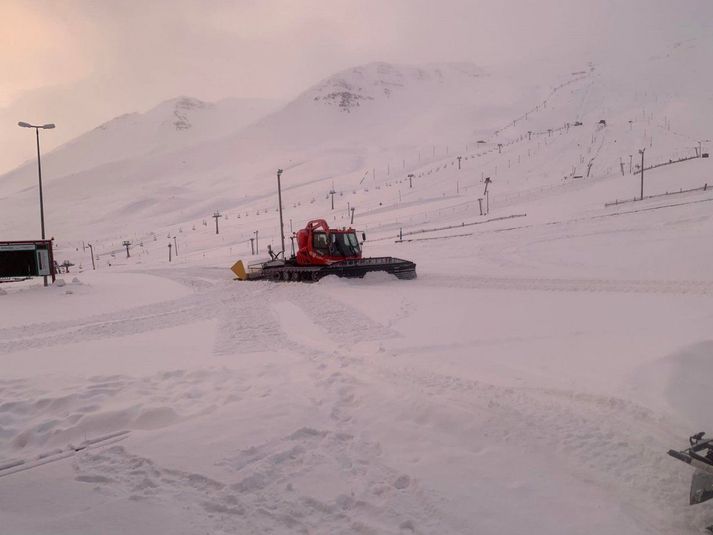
[1,0,711,174]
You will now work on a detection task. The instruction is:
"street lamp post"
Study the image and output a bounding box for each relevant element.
[18,121,55,286]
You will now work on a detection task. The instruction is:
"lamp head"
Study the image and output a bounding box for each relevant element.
[41,123,55,129]
[18,121,32,128]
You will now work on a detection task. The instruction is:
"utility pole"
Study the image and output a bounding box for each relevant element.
[88,243,96,270]
[122,240,131,258]
[173,236,178,256]
[276,168,285,256]
[639,148,645,200]
[213,211,222,234]
[457,156,462,170]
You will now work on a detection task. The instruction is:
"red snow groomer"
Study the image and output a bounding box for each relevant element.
[295,219,362,266]
[232,218,416,282]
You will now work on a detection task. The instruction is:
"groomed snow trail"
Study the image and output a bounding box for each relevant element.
[2,263,710,534]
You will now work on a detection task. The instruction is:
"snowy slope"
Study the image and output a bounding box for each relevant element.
[0,61,570,240]
[0,96,278,211]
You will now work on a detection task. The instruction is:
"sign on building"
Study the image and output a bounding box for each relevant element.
[0,240,56,281]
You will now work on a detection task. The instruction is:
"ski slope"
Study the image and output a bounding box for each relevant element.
[1,33,713,535]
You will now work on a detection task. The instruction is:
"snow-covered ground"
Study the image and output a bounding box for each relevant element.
[1,33,712,535]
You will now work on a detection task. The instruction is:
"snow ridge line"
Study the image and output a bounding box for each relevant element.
[418,274,713,295]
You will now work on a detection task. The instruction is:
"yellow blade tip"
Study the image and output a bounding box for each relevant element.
[230,260,247,280]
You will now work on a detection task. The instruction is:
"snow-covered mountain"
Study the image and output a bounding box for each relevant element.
[0,39,710,242]
[248,61,530,148]
[0,96,279,195]
[0,61,546,239]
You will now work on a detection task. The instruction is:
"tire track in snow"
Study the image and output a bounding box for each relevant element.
[0,368,247,462]
[0,272,284,355]
[249,290,462,533]
[355,363,705,534]
[72,427,452,535]
[262,282,707,533]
